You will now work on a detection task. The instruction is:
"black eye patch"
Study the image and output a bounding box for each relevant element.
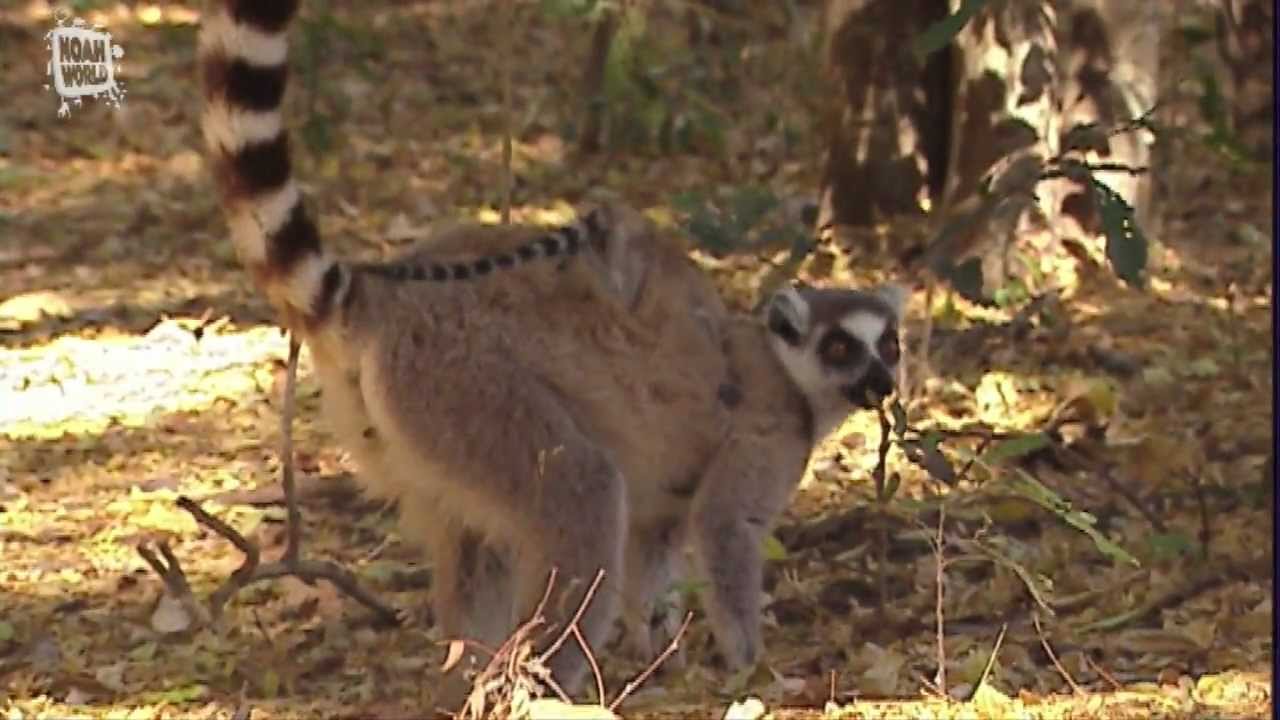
[818,330,865,368]
[877,328,900,365]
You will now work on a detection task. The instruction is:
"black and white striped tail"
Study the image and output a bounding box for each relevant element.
[199,0,613,315]
[199,0,341,321]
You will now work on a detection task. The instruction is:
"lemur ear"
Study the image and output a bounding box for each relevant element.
[874,283,908,319]
[765,285,811,346]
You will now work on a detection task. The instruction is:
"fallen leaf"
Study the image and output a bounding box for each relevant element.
[722,696,766,720]
[440,639,466,673]
[527,699,618,720]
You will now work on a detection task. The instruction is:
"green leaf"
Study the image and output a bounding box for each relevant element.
[1090,178,1147,289]
[0,621,12,642]
[889,400,909,438]
[981,433,1050,466]
[762,533,788,561]
[1008,469,1139,566]
[902,432,956,485]
[911,0,991,63]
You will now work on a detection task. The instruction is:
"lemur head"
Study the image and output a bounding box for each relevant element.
[763,282,906,439]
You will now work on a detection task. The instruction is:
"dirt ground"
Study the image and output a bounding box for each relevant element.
[0,1,1272,719]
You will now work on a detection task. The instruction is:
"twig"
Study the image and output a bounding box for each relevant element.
[1049,570,1146,614]
[873,405,892,611]
[973,622,1007,694]
[136,337,400,628]
[915,672,945,698]
[175,493,399,623]
[458,569,565,719]
[1110,102,1160,137]
[538,569,606,664]
[1040,162,1150,181]
[1075,564,1240,634]
[932,503,946,694]
[1033,612,1082,695]
[135,541,211,628]
[1051,441,1167,534]
[572,625,605,705]
[609,611,693,712]
[1082,652,1123,691]
[1186,469,1212,560]
[281,338,302,564]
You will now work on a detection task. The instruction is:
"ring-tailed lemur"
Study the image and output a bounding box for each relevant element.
[198,0,904,711]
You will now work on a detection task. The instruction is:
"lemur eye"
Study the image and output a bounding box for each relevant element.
[820,331,862,367]
[878,330,900,365]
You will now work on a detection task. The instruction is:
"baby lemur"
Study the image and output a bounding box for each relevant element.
[198,0,903,709]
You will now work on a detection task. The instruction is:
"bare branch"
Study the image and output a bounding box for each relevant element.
[932,503,946,694]
[571,624,605,705]
[539,569,606,664]
[281,338,302,564]
[1034,612,1082,695]
[137,336,400,629]
[968,622,1006,700]
[609,612,694,712]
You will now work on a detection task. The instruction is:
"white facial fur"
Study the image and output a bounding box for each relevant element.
[764,285,902,442]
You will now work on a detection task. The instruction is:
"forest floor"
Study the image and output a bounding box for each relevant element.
[0,1,1273,719]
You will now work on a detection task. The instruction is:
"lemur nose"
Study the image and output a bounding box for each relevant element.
[868,363,895,397]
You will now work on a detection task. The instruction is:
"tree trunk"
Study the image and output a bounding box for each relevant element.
[1215,0,1275,156]
[577,9,618,155]
[816,0,1167,293]
[933,1,1061,288]
[1050,0,1164,242]
[815,0,952,233]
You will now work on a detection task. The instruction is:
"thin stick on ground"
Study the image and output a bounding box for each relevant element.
[572,624,605,705]
[969,622,1007,699]
[932,503,947,695]
[1033,612,1082,695]
[872,405,893,612]
[281,338,302,564]
[136,336,400,627]
[609,611,693,712]
[537,569,607,665]
[456,565,691,716]
[458,568,568,720]
[1083,652,1123,691]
